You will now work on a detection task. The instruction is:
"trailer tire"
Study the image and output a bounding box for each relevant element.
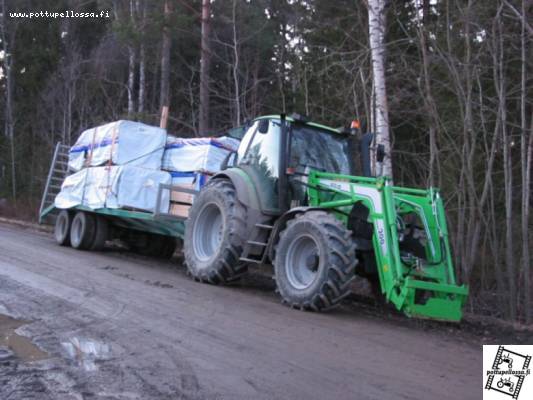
[89,215,109,251]
[54,210,72,246]
[274,211,357,311]
[184,179,247,284]
[70,211,97,250]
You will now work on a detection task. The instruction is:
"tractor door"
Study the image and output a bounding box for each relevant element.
[236,118,282,214]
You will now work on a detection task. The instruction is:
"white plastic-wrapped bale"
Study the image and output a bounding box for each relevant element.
[116,166,171,213]
[54,169,89,209]
[68,120,167,171]
[162,136,240,174]
[54,166,171,213]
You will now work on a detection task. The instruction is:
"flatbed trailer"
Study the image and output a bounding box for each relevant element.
[42,204,186,238]
[39,143,192,256]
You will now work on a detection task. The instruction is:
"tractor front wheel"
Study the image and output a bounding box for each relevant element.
[274,211,357,310]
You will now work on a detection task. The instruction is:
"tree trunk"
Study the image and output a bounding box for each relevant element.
[1,0,16,199]
[127,46,136,116]
[159,0,172,112]
[367,0,392,178]
[198,0,211,135]
[127,0,136,117]
[137,0,146,114]
[494,10,516,321]
[138,44,145,114]
[520,0,531,323]
[523,114,533,323]
[416,7,440,187]
[231,0,241,126]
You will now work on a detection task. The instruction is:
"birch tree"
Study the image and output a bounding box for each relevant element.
[127,0,136,116]
[367,0,392,178]
[137,0,146,114]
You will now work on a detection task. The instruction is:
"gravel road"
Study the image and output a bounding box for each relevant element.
[0,222,481,399]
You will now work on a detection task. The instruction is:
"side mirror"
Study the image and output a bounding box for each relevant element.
[258,119,269,134]
[221,151,237,170]
[376,144,386,163]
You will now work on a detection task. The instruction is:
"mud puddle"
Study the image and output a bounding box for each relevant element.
[61,336,111,371]
[0,313,49,362]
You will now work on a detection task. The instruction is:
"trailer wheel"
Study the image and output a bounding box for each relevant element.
[274,211,357,311]
[54,210,72,246]
[184,179,247,283]
[70,211,96,250]
[89,215,109,251]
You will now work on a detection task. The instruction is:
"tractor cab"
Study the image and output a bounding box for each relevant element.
[234,115,363,213]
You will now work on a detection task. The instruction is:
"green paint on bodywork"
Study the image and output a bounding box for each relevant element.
[40,203,56,220]
[307,170,468,322]
[225,167,264,210]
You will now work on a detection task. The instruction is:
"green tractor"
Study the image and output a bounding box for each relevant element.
[184,114,468,322]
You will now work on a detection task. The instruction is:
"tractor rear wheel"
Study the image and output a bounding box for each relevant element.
[274,211,357,310]
[184,180,247,283]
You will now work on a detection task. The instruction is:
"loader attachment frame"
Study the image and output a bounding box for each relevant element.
[307,170,468,321]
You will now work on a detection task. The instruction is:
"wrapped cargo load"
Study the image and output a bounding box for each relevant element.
[169,171,210,191]
[117,166,171,213]
[68,120,166,172]
[162,136,240,174]
[54,169,90,209]
[55,166,171,213]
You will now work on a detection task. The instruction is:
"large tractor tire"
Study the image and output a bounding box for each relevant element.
[274,211,357,311]
[54,210,73,246]
[184,179,247,284]
[70,211,96,250]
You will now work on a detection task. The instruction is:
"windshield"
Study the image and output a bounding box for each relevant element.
[289,124,354,175]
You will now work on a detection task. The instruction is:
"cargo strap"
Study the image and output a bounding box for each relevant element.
[104,124,120,202]
[85,126,98,167]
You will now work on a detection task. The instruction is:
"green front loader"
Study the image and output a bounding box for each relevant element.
[183,114,468,322]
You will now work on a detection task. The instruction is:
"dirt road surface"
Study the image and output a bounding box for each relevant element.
[0,222,481,399]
